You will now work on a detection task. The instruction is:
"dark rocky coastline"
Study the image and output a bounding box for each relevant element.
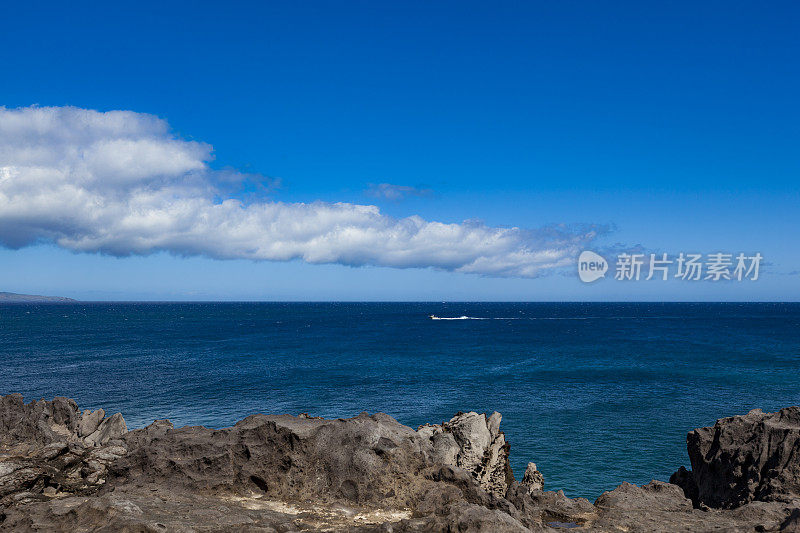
[1,394,798,532]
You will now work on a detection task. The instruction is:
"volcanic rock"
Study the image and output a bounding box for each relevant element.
[417,411,514,497]
[2,394,800,532]
[672,406,800,508]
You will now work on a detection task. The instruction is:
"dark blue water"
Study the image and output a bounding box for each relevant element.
[2,302,799,499]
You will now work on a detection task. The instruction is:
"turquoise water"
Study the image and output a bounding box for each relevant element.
[1,302,798,499]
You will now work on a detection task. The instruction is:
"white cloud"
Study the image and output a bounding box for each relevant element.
[366,182,434,201]
[0,106,604,277]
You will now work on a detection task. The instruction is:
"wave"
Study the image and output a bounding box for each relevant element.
[429,315,545,320]
[428,315,689,321]
[429,315,588,320]
[429,315,485,320]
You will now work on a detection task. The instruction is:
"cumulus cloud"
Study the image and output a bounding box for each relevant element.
[366,182,434,201]
[0,106,605,277]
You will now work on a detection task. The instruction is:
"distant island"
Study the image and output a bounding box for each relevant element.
[0,292,77,303]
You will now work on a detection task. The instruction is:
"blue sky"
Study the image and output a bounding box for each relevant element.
[0,1,797,300]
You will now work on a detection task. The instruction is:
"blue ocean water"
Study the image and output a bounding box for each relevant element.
[1,302,799,499]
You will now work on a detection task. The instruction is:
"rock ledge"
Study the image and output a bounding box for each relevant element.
[1,394,799,532]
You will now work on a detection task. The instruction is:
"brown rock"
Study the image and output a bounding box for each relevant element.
[84,412,127,447]
[674,407,800,508]
[77,409,105,438]
[4,393,800,532]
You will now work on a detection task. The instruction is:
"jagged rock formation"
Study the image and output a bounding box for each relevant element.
[417,411,514,497]
[1,394,799,532]
[520,463,545,493]
[0,395,126,449]
[671,406,800,509]
[0,395,129,508]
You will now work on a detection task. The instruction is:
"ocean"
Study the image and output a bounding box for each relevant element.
[1,302,798,499]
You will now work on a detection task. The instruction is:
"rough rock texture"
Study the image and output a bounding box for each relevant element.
[521,463,545,493]
[592,480,800,532]
[417,411,514,498]
[671,406,800,509]
[116,411,433,507]
[2,394,800,532]
[0,394,126,449]
[0,394,130,511]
